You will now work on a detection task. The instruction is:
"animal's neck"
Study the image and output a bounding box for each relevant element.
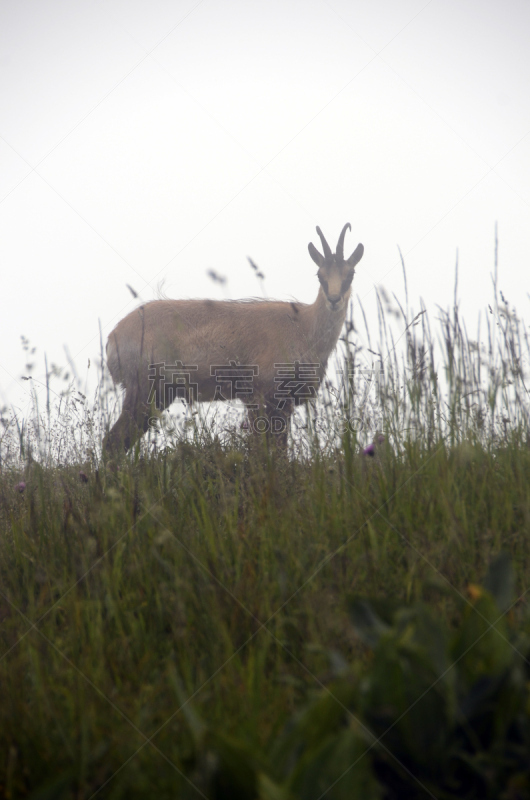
[301,287,350,367]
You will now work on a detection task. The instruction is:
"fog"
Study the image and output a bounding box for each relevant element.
[1,0,529,419]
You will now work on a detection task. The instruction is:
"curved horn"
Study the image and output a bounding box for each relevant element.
[316,226,332,259]
[336,223,351,261]
[308,242,324,267]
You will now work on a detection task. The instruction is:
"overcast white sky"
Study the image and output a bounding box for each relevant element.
[1,0,529,416]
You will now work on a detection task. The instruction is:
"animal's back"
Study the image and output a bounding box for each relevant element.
[106,297,311,392]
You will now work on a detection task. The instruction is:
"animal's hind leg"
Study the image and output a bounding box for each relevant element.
[104,384,151,454]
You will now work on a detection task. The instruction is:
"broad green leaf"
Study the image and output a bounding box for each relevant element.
[348,598,390,647]
[451,593,513,691]
[258,773,293,800]
[287,728,382,800]
[207,732,264,800]
[270,681,358,779]
[361,637,450,766]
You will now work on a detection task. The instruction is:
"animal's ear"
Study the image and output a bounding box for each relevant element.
[347,243,364,268]
[308,242,324,267]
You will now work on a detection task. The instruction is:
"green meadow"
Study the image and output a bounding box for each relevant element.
[2,261,530,799]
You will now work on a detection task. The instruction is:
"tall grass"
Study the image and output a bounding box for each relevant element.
[1,251,530,798]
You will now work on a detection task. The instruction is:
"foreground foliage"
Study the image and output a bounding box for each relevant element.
[1,436,530,798]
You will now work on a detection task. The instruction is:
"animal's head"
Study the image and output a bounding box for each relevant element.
[308,223,364,311]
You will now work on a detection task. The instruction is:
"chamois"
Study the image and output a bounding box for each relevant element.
[104,224,363,452]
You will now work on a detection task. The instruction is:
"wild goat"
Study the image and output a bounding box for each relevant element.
[104,224,364,452]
